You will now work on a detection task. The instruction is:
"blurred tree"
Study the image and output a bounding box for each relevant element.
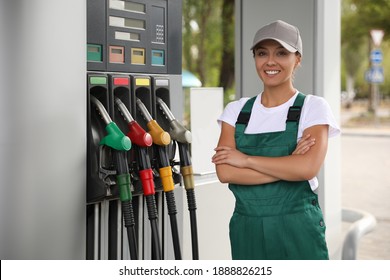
[219,0,235,91]
[341,0,390,104]
[182,0,235,101]
[341,0,366,106]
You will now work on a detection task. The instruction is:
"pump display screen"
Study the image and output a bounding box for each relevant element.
[133,50,144,56]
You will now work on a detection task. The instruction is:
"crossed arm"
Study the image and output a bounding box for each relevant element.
[211,122,329,185]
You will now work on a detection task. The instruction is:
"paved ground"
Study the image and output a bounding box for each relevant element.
[341,104,390,260]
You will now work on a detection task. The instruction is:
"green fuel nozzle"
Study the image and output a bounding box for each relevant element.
[90,95,131,151]
[101,122,131,151]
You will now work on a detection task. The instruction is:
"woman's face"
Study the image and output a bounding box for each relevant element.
[253,39,301,88]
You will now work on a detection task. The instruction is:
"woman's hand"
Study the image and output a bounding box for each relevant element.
[292,134,315,155]
[212,134,315,167]
[212,146,249,168]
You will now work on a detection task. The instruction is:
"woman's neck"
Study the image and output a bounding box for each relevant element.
[261,84,296,108]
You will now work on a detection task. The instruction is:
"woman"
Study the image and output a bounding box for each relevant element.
[212,20,340,260]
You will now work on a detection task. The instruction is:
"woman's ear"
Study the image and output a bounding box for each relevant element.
[295,55,302,68]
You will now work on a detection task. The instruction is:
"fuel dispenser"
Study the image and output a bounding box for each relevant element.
[89,94,137,259]
[86,0,191,260]
[136,95,182,260]
[155,96,199,260]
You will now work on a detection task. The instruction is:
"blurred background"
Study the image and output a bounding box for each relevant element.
[0,0,388,260]
[183,0,390,111]
[182,0,390,260]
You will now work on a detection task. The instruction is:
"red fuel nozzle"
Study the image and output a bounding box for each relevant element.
[127,121,153,147]
[115,97,153,147]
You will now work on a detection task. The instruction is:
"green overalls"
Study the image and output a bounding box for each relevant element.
[229,93,329,260]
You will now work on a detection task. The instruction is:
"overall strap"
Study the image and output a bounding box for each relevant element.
[286,92,306,131]
[235,93,306,134]
[235,96,257,134]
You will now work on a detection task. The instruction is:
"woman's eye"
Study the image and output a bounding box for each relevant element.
[256,51,266,56]
[277,50,288,56]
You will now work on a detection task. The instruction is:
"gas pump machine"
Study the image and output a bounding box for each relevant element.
[86,0,197,260]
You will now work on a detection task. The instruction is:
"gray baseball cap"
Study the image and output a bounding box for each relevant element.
[250,20,302,54]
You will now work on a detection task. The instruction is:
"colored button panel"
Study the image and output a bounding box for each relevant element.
[109,46,125,64]
[155,79,169,87]
[87,44,102,62]
[151,50,164,66]
[90,76,107,85]
[113,77,129,86]
[135,78,150,86]
[131,48,145,65]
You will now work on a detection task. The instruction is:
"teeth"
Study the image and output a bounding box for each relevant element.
[265,70,279,75]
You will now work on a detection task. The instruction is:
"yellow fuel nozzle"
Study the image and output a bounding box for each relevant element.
[136,98,171,146]
[147,119,171,146]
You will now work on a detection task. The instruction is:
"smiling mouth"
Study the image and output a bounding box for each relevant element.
[265,70,280,75]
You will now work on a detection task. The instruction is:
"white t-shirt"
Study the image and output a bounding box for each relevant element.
[217,91,341,191]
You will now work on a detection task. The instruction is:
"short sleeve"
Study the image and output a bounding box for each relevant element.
[300,95,341,138]
[217,97,250,128]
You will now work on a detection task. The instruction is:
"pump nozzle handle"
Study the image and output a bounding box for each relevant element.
[90,95,112,125]
[136,98,171,146]
[136,98,153,122]
[90,95,131,151]
[156,97,175,121]
[156,98,192,144]
[115,97,135,123]
[115,98,153,147]
[101,123,132,151]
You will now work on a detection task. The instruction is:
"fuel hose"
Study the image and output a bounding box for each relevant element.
[115,150,138,260]
[156,97,198,260]
[135,98,182,259]
[117,97,163,259]
[90,95,138,259]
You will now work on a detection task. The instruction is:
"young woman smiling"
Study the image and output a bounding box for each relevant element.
[212,20,340,260]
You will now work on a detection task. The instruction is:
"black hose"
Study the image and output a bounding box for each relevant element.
[137,146,151,170]
[178,143,199,260]
[178,143,191,167]
[115,151,138,260]
[165,191,182,260]
[122,200,138,260]
[145,194,162,260]
[186,188,199,260]
[116,151,129,174]
[157,146,182,259]
[157,145,170,167]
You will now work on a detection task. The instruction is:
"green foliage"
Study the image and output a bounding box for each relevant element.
[341,0,390,98]
[182,0,235,104]
[182,0,390,102]
[182,0,223,86]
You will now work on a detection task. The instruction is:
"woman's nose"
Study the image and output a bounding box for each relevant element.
[266,55,276,66]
